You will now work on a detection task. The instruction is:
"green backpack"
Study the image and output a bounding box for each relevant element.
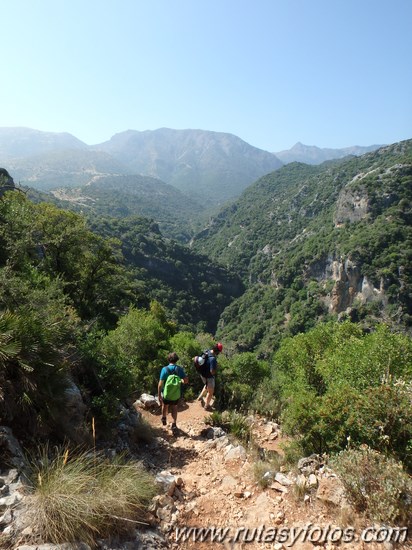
[163,366,182,401]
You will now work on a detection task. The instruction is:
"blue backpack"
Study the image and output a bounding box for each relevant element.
[163,366,182,401]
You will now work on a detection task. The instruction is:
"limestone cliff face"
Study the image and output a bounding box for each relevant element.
[309,182,387,313]
[306,256,387,314]
[327,258,386,313]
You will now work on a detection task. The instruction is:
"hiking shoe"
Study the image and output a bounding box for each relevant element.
[204,405,213,412]
[161,416,167,426]
[171,423,178,435]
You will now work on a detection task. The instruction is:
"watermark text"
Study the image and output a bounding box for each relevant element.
[175,524,409,545]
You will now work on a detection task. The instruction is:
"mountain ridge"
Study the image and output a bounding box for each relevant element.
[0,126,282,206]
[275,141,384,165]
[0,126,386,224]
[0,127,87,159]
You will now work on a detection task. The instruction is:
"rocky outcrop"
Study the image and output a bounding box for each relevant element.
[55,382,89,444]
[0,427,26,471]
[328,259,387,314]
[0,168,16,196]
[306,256,387,314]
[328,258,363,312]
[334,185,369,226]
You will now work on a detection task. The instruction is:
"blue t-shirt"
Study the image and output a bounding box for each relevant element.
[160,364,186,382]
[203,354,217,378]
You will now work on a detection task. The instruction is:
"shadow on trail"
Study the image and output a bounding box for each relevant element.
[139,422,204,472]
[137,398,216,471]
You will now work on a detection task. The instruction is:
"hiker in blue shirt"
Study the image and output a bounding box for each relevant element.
[158,352,188,434]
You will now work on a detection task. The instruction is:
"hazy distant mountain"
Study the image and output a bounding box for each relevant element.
[274,142,383,165]
[94,128,283,203]
[0,127,283,206]
[6,149,131,190]
[0,127,87,159]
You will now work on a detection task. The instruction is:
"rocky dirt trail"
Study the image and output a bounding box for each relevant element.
[1,397,409,550]
[138,399,406,550]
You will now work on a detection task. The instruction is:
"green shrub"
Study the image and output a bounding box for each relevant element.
[227,410,252,444]
[272,322,412,468]
[182,386,196,401]
[280,378,412,468]
[215,352,270,411]
[205,410,224,426]
[98,303,174,395]
[317,324,412,391]
[83,302,176,425]
[221,380,255,411]
[229,352,270,385]
[353,379,412,470]
[0,306,75,438]
[250,377,282,419]
[280,388,324,454]
[331,447,412,525]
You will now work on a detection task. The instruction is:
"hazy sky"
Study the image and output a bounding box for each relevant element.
[1,0,411,151]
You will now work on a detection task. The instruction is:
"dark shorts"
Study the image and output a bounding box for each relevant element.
[162,397,179,405]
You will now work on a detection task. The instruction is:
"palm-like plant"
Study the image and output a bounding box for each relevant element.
[0,310,26,428]
[0,308,71,439]
[0,310,22,366]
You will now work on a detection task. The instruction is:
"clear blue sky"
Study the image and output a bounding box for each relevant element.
[0,0,411,151]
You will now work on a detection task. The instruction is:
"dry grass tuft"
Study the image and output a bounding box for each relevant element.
[26,446,156,546]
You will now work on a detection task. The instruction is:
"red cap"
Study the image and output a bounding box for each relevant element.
[216,342,223,352]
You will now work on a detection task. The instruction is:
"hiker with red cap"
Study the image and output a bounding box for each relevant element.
[198,342,223,411]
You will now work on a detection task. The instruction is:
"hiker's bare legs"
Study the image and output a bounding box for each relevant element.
[161,403,169,418]
[171,404,178,424]
[197,385,207,400]
[204,377,216,409]
[160,402,178,429]
[205,386,214,408]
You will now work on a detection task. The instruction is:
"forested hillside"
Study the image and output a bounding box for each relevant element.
[48,174,206,242]
[87,215,243,331]
[193,140,412,352]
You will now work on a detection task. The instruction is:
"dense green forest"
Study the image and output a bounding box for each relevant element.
[25,188,243,333]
